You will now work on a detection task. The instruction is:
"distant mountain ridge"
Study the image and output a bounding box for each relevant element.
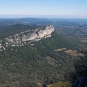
[0,18,52,26]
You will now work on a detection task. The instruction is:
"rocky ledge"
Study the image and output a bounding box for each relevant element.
[0,25,54,51]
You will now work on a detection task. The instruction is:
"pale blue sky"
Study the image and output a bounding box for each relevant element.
[0,0,87,18]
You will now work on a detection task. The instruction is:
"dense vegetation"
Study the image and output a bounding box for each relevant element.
[0,18,87,87]
[0,24,38,39]
[0,30,83,87]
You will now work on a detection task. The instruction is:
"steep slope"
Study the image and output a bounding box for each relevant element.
[0,28,83,87]
[0,26,82,87]
[0,24,38,39]
[0,25,54,51]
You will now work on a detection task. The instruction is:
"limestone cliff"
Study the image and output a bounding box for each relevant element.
[0,25,54,51]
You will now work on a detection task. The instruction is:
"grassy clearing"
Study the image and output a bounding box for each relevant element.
[54,48,84,57]
[54,48,66,52]
[48,82,72,87]
[65,50,84,57]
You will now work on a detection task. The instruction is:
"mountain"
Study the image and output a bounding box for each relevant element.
[0,25,54,51]
[0,25,83,87]
[0,18,52,26]
[0,24,39,39]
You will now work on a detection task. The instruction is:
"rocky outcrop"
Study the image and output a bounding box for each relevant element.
[0,25,54,51]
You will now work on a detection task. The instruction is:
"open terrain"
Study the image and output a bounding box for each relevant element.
[48,82,72,87]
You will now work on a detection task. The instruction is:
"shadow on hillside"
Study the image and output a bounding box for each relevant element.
[68,50,87,87]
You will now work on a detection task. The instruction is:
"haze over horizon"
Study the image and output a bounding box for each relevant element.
[0,0,87,18]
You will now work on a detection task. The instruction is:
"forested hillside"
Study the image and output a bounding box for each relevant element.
[0,24,38,39]
[0,30,83,87]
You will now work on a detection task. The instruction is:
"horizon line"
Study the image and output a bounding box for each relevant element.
[0,15,87,19]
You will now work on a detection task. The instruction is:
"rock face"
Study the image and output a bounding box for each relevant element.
[0,25,54,51]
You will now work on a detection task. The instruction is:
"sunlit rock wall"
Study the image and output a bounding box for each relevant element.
[3,25,54,47]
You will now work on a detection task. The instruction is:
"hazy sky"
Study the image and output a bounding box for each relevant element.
[0,0,87,18]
